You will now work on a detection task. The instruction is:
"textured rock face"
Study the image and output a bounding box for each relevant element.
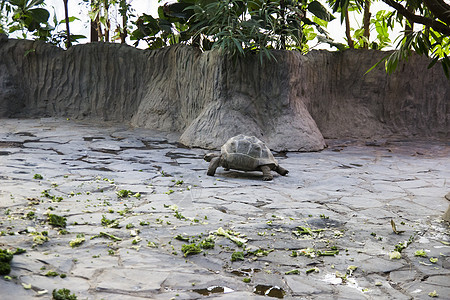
[294,50,449,139]
[0,39,448,151]
[178,51,326,151]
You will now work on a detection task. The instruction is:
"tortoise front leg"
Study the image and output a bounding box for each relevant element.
[261,165,273,181]
[207,157,221,176]
[275,165,289,176]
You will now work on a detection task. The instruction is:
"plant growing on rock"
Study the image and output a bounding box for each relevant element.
[181,243,202,256]
[52,288,77,300]
[0,249,13,275]
[48,214,67,227]
[231,251,245,261]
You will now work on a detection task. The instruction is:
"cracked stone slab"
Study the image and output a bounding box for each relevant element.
[0,118,449,299]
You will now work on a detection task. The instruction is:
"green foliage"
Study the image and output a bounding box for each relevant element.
[52,288,77,300]
[370,10,393,49]
[84,0,133,42]
[367,29,450,78]
[2,0,85,47]
[116,189,132,198]
[14,248,26,255]
[181,243,202,256]
[69,234,85,248]
[47,14,86,48]
[9,0,50,30]
[198,237,215,249]
[45,270,59,277]
[101,215,119,228]
[414,249,427,257]
[7,0,51,39]
[0,249,13,263]
[47,214,67,228]
[231,251,245,261]
[132,0,335,61]
[0,249,13,275]
[0,261,11,275]
[1,0,448,76]
[174,234,190,242]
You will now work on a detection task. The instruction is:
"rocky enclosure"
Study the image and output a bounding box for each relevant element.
[0,39,448,150]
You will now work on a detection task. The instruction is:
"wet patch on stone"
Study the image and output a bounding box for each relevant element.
[15,132,36,137]
[192,286,234,296]
[83,136,105,141]
[307,218,345,229]
[230,268,261,276]
[254,285,285,298]
[0,141,24,148]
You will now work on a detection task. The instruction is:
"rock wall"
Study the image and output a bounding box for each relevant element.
[292,50,449,139]
[0,38,448,151]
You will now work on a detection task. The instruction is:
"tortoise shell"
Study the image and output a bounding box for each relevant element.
[221,135,278,171]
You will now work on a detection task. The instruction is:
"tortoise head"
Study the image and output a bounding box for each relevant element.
[204,153,220,162]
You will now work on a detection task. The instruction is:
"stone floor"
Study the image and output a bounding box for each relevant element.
[0,118,449,300]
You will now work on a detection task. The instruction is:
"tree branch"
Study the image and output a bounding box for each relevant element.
[363,0,371,49]
[423,0,450,25]
[344,9,354,48]
[382,0,450,36]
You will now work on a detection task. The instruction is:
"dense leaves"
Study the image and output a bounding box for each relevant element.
[331,0,450,77]
[1,0,85,47]
[131,0,336,61]
[0,0,449,76]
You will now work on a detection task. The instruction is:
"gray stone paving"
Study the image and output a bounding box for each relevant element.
[0,118,449,299]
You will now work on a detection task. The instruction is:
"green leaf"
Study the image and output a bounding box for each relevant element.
[59,16,80,24]
[27,8,50,23]
[158,2,193,23]
[390,219,405,234]
[158,19,173,33]
[307,1,335,22]
[28,0,45,9]
[8,0,25,7]
[414,249,427,257]
[389,251,401,259]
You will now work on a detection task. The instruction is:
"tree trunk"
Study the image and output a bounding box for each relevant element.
[362,0,371,49]
[104,0,110,42]
[119,0,127,44]
[90,0,99,42]
[405,4,414,34]
[345,9,354,48]
[63,0,71,48]
[280,0,286,50]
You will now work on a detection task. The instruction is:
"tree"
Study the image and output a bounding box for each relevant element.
[117,0,130,43]
[332,0,450,77]
[7,0,51,38]
[379,0,450,77]
[131,0,335,60]
[383,0,450,36]
[85,0,133,43]
[62,0,71,47]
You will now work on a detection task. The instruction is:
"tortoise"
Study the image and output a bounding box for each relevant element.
[204,135,289,181]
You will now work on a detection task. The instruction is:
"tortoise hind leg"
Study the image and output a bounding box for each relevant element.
[207,157,221,176]
[261,165,273,181]
[275,165,289,176]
